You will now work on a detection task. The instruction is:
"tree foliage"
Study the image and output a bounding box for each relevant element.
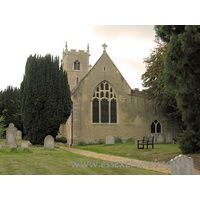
[0,86,22,135]
[20,54,71,145]
[0,115,6,138]
[155,25,200,153]
[141,39,182,129]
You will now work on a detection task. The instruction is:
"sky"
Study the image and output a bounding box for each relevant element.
[0,1,159,91]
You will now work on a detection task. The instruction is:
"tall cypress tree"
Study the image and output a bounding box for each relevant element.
[0,86,22,133]
[155,25,200,153]
[20,54,71,145]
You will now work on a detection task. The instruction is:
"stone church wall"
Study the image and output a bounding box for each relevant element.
[59,46,181,145]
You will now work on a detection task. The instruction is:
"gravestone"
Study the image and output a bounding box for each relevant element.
[9,143,17,149]
[0,144,2,150]
[6,123,17,146]
[16,130,22,140]
[44,135,54,149]
[106,135,115,145]
[21,142,29,150]
[170,155,195,175]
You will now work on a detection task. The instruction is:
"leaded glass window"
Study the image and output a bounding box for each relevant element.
[74,60,80,70]
[92,81,117,123]
[101,99,109,123]
[93,99,99,123]
[151,120,162,133]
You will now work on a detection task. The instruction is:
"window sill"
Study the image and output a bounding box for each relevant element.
[92,123,118,125]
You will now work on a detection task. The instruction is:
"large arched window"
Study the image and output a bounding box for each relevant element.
[74,60,80,70]
[151,120,162,133]
[92,81,117,123]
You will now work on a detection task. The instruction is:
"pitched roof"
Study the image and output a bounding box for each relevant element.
[71,51,132,94]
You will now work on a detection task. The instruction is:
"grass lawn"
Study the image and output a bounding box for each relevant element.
[0,140,167,175]
[72,143,200,165]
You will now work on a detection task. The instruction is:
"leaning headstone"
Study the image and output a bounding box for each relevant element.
[6,123,17,146]
[106,135,115,145]
[0,144,2,150]
[170,155,195,175]
[16,130,22,140]
[21,142,29,150]
[44,135,54,149]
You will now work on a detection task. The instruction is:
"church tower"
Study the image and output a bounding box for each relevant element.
[62,42,90,90]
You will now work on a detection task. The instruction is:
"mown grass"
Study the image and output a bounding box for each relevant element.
[72,143,200,172]
[0,139,167,175]
[72,143,183,162]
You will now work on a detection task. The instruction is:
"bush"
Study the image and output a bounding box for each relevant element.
[115,137,123,144]
[126,138,135,144]
[178,130,200,154]
[56,137,67,143]
[98,140,105,145]
[78,141,87,146]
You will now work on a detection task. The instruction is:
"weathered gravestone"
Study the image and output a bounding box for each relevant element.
[6,123,17,146]
[44,135,54,149]
[170,155,195,175]
[106,135,115,145]
[16,130,22,140]
[0,144,2,150]
[9,143,17,149]
[9,143,17,152]
[21,142,29,150]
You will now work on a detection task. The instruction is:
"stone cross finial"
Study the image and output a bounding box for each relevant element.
[65,42,68,50]
[87,43,89,52]
[102,43,107,53]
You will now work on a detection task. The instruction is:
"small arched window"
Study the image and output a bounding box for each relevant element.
[74,60,80,70]
[92,81,117,123]
[76,77,79,84]
[151,120,162,133]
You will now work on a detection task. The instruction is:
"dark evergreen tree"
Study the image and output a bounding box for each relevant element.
[20,54,71,145]
[0,86,22,136]
[155,25,200,153]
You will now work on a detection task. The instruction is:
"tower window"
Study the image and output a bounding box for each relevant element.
[92,81,117,124]
[151,120,162,133]
[74,60,80,70]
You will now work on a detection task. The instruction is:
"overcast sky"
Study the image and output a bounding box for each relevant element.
[0,1,159,91]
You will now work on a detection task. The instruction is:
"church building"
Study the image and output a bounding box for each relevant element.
[59,42,180,146]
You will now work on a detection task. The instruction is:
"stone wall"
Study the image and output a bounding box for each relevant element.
[59,50,181,145]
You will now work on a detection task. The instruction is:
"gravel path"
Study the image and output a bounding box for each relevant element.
[60,146,200,175]
[60,146,172,174]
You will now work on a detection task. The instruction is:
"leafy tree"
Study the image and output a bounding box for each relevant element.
[141,39,183,130]
[155,25,200,153]
[20,54,71,145]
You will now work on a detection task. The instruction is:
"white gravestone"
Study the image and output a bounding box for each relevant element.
[6,123,17,146]
[21,142,29,149]
[170,155,195,175]
[16,130,22,140]
[44,135,54,149]
[106,135,115,145]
